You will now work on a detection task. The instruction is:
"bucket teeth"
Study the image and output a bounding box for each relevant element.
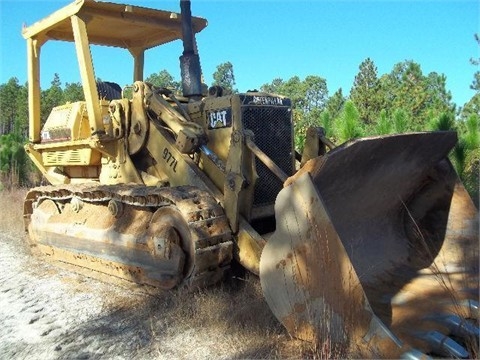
[430,314,480,338]
[415,330,469,358]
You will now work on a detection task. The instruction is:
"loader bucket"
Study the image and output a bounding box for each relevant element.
[260,131,479,358]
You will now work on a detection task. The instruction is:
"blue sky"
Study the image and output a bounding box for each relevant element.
[0,0,478,106]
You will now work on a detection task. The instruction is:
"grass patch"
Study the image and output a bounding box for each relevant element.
[141,275,337,359]
[0,187,27,234]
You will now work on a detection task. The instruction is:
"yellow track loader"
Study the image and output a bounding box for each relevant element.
[22,0,478,358]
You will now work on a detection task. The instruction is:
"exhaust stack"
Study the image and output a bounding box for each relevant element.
[179,0,203,100]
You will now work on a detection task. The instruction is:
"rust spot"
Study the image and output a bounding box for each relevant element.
[293,302,306,313]
[276,259,287,269]
[281,312,317,343]
[305,226,312,240]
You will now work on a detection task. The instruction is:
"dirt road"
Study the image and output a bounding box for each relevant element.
[0,230,153,359]
[0,229,291,360]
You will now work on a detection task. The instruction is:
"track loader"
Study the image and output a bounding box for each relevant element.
[22,0,478,358]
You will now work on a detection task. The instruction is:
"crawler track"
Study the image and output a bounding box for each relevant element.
[24,184,233,289]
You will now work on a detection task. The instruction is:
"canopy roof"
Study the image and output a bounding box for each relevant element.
[22,0,208,50]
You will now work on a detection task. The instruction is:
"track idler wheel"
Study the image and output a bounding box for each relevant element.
[146,206,190,289]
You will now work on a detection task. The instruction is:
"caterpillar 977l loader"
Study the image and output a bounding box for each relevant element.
[22,0,478,358]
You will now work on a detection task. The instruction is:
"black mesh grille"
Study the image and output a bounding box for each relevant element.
[242,105,293,207]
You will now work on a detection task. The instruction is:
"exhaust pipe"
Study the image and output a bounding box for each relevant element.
[179,0,203,100]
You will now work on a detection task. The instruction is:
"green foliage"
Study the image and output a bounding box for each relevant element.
[325,88,345,120]
[428,112,455,131]
[261,75,328,114]
[334,101,363,143]
[464,114,480,149]
[349,58,383,125]
[392,108,409,133]
[379,60,454,130]
[302,75,328,113]
[0,77,28,137]
[463,147,479,206]
[453,146,478,207]
[212,62,236,93]
[145,69,181,92]
[319,110,334,139]
[64,82,84,102]
[374,109,393,135]
[451,114,479,204]
[270,76,303,108]
[0,130,29,187]
[260,78,284,94]
[425,72,453,113]
[41,73,64,124]
[452,139,467,177]
[471,72,480,92]
[460,93,480,120]
[294,108,326,152]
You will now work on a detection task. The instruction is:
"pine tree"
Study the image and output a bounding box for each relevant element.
[212,62,236,94]
[325,88,345,121]
[392,108,409,133]
[303,75,328,113]
[63,82,84,102]
[374,109,392,135]
[334,100,363,143]
[41,73,64,124]
[0,78,22,135]
[350,58,383,126]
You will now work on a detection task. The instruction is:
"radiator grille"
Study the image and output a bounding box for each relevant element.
[43,150,82,166]
[241,105,293,207]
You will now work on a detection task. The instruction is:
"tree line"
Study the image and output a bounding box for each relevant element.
[0,49,478,203]
[259,57,478,204]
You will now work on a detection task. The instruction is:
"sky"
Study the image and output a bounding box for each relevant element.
[0,0,478,107]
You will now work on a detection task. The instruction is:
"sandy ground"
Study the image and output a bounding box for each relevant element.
[0,230,155,359]
[0,228,290,360]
